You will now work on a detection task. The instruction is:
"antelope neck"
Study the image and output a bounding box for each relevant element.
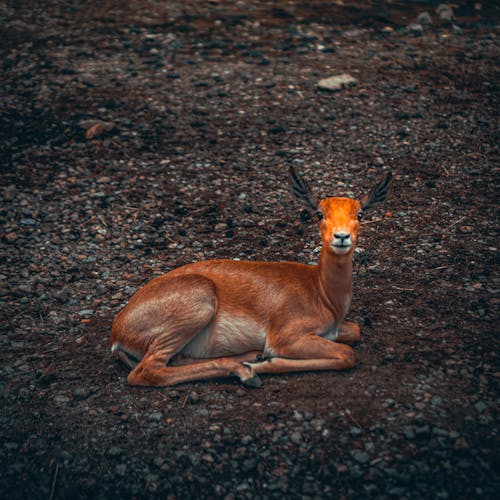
[316,247,353,315]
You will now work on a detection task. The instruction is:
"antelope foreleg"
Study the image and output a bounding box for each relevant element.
[247,334,355,376]
[337,320,361,344]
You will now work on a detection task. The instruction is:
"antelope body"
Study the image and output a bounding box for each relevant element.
[110,168,392,387]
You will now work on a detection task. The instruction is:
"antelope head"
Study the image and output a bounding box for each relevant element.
[289,167,392,256]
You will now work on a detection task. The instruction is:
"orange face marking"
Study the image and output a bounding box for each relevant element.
[318,198,363,254]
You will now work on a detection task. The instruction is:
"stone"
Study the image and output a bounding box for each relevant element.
[188,391,199,404]
[416,12,433,27]
[115,464,127,476]
[214,223,228,232]
[78,309,94,316]
[351,450,370,464]
[80,120,116,140]
[54,395,70,404]
[350,426,363,437]
[108,446,123,457]
[403,426,416,440]
[436,4,454,22]
[317,73,357,91]
[406,23,424,35]
[20,218,37,226]
[148,411,163,421]
[474,401,487,413]
[73,387,91,400]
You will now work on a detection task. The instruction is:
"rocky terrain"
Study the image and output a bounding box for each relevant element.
[1,1,498,498]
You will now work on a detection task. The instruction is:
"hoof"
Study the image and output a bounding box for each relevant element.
[242,374,262,388]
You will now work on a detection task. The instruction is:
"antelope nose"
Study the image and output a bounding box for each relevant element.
[334,232,351,242]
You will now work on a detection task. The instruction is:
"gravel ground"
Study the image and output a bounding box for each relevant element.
[1,1,499,498]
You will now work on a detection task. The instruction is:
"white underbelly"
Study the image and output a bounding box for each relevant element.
[181,314,266,358]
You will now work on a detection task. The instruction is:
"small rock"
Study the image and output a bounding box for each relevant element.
[350,426,363,437]
[351,450,370,464]
[82,120,116,140]
[452,24,463,35]
[78,309,94,316]
[148,411,163,421]
[454,437,469,449]
[241,435,253,445]
[402,426,416,440]
[2,186,16,201]
[317,73,357,92]
[406,23,424,35]
[4,232,18,243]
[416,12,433,27]
[54,394,70,404]
[115,464,127,476]
[436,4,454,22]
[168,390,180,399]
[108,446,123,457]
[214,223,228,232]
[433,427,449,437]
[188,391,199,404]
[54,287,71,304]
[398,126,411,137]
[373,157,384,166]
[415,425,430,437]
[343,28,363,38]
[20,218,37,226]
[73,387,91,400]
[290,431,302,444]
[431,396,443,406]
[474,401,487,413]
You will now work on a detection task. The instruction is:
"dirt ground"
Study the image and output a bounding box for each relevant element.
[1,1,499,498]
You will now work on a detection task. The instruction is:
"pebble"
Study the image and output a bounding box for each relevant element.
[214,223,228,232]
[416,12,433,27]
[317,73,357,91]
[436,4,454,22]
[107,446,123,457]
[73,387,91,400]
[406,23,424,35]
[148,411,163,421]
[474,401,487,413]
[54,395,70,404]
[78,309,94,316]
[188,391,199,404]
[350,426,363,437]
[402,426,416,440]
[398,126,411,136]
[351,450,370,464]
[290,431,302,444]
[20,218,36,226]
[115,464,127,476]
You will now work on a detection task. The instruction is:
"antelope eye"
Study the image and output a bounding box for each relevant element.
[316,211,323,221]
[357,211,364,221]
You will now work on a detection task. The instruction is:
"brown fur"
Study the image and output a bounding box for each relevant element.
[110,173,391,387]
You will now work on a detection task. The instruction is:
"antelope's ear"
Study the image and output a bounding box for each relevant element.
[289,166,318,212]
[360,172,393,210]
